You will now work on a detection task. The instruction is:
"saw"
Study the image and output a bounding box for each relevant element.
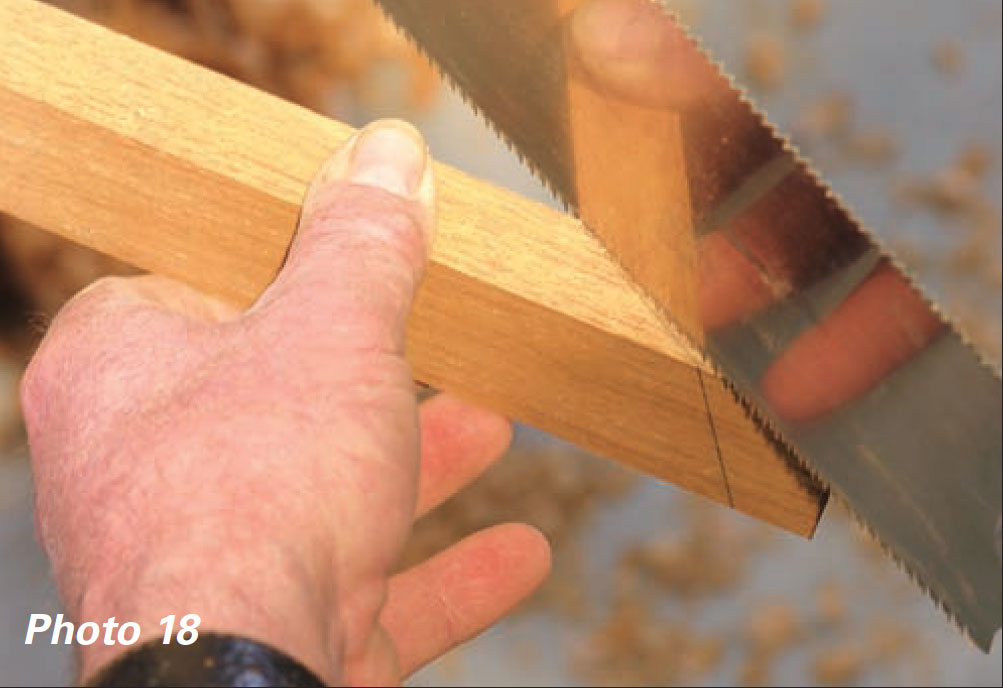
[372,0,1002,649]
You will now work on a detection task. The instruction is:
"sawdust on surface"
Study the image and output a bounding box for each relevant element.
[842,131,899,165]
[815,581,846,626]
[789,0,827,31]
[893,143,1002,360]
[48,0,437,111]
[615,502,753,600]
[812,642,867,686]
[738,602,805,684]
[796,91,854,139]
[931,40,965,76]
[744,35,788,91]
[574,596,726,686]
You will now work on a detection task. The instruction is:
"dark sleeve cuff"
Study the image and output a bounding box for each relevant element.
[84,632,327,687]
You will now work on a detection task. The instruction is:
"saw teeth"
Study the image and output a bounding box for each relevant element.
[373,0,1002,649]
[653,0,1001,380]
[373,2,577,215]
[719,372,985,648]
[652,0,1001,646]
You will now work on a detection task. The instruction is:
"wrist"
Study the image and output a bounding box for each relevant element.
[84,633,326,687]
[71,528,341,683]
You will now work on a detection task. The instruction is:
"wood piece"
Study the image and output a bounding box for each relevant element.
[0,0,825,536]
[561,0,702,341]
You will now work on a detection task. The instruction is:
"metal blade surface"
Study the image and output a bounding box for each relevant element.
[373,0,1003,648]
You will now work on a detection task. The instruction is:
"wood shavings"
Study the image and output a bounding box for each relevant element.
[538,567,590,620]
[896,144,997,218]
[956,143,994,180]
[48,0,437,112]
[789,0,826,30]
[738,652,773,686]
[843,130,899,165]
[810,622,922,686]
[796,91,904,170]
[815,581,845,626]
[0,219,137,317]
[931,40,964,76]
[945,212,999,275]
[890,142,1001,364]
[811,642,866,686]
[744,36,787,91]
[745,603,801,653]
[618,502,749,600]
[867,620,918,665]
[619,534,741,599]
[897,170,984,217]
[574,598,725,687]
[739,603,803,685]
[796,91,854,139]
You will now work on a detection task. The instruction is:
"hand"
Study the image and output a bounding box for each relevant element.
[21,120,551,685]
[568,0,942,421]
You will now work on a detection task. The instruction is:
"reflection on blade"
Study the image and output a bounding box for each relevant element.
[373,0,1003,648]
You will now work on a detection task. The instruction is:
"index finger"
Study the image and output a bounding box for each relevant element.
[569,0,718,110]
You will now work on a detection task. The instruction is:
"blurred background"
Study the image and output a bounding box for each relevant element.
[1,0,1000,685]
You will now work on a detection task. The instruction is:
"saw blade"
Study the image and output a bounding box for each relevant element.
[373,0,1003,648]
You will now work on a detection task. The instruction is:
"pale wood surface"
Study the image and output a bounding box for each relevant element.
[0,0,825,536]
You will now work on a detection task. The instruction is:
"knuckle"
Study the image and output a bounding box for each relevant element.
[19,356,49,429]
[19,277,178,426]
[304,182,428,266]
[253,183,432,353]
[68,275,133,312]
[19,337,74,430]
[20,337,75,429]
[48,276,138,341]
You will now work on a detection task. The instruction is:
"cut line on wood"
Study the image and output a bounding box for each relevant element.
[0,0,826,536]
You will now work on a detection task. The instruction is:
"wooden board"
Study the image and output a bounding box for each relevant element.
[0,0,825,536]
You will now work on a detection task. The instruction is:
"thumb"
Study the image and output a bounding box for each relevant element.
[251,119,435,356]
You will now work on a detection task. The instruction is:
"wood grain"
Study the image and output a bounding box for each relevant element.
[0,0,825,536]
[567,62,702,341]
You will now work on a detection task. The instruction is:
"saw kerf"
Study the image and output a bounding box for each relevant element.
[0,0,826,536]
